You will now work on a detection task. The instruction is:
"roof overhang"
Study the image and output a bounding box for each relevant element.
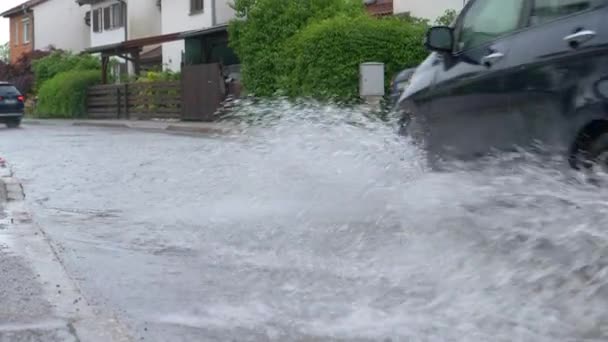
[75,0,107,5]
[1,0,49,17]
[86,32,184,55]
[179,24,229,39]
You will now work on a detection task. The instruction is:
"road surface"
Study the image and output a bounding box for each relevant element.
[1,114,608,341]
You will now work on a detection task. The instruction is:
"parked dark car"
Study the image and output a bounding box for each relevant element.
[398,0,608,173]
[0,82,24,128]
[389,67,416,106]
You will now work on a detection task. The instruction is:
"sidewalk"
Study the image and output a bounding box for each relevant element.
[0,164,131,342]
[23,119,239,136]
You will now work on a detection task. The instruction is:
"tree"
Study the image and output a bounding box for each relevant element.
[0,43,9,63]
[435,9,458,26]
[228,0,363,96]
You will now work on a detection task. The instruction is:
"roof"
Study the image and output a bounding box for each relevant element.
[179,24,229,39]
[86,32,184,54]
[86,25,230,55]
[364,0,393,16]
[1,0,49,17]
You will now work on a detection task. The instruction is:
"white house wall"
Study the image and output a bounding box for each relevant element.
[127,0,161,40]
[161,0,212,71]
[394,0,467,21]
[215,0,236,26]
[33,0,90,52]
[90,0,125,47]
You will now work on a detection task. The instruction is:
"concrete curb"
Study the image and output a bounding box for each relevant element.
[23,119,237,136]
[0,163,133,342]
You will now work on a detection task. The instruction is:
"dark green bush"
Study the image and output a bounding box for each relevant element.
[32,51,101,91]
[228,0,363,96]
[279,15,428,101]
[35,70,101,118]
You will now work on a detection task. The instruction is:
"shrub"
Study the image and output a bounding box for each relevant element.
[0,49,54,95]
[228,0,363,96]
[435,9,458,26]
[279,15,428,101]
[35,70,101,118]
[33,51,100,91]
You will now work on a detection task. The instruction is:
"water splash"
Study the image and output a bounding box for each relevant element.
[2,99,608,341]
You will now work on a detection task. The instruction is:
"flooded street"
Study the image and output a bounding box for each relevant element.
[1,103,608,341]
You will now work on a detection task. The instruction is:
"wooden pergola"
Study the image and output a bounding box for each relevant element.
[85,32,184,84]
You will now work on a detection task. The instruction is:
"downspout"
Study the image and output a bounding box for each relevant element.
[211,0,217,26]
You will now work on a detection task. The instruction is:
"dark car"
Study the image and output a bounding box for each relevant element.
[398,0,608,173]
[389,67,416,106]
[0,82,24,128]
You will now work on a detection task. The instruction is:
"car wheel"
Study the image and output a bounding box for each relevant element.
[6,120,20,129]
[579,132,608,180]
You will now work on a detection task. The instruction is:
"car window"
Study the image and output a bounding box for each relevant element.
[456,0,526,51]
[530,0,594,25]
[0,85,20,96]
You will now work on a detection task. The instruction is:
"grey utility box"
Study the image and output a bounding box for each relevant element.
[359,62,385,97]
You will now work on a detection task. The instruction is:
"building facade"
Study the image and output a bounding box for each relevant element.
[161,0,235,71]
[365,0,468,21]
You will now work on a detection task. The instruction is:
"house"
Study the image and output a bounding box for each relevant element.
[161,0,236,71]
[1,0,89,63]
[365,0,468,21]
[77,0,163,74]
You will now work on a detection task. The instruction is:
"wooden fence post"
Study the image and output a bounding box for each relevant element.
[123,84,129,119]
[116,86,121,119]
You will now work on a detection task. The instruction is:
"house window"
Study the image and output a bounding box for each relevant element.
[191,0,204,13]
[102,3,125,30]
[93,8,102,32]
[110,3,125,29]
[22,18,31,44]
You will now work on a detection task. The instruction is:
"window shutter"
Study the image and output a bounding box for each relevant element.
[92,9,98,32]
[103,7,111,30]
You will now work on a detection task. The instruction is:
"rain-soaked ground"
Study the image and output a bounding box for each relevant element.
[1,101,608,341]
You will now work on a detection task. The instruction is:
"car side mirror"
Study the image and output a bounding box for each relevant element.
[425,26,454,53]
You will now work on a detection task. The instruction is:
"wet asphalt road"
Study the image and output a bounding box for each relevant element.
[2,118,608,341]
[0,124,404,342]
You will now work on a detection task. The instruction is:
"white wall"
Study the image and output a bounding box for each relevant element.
[394,0,467,21]
[34,0,90,52]
[127,0,161,40]
[161,0,212,71]
[215,0,236,26]
[91,0,125,47]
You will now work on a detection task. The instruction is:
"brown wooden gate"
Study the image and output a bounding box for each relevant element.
[181,63,225,121]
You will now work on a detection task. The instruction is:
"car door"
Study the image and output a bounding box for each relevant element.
[505,0,606,154]
[424,0,529,161]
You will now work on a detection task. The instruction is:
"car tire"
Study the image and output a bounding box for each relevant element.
[579,132,608,179]
[6,120,21,128]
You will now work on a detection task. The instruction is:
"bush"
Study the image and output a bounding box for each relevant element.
[279,15,428,101]
[33,51,100,91]
[0,49,54,95]
[35,70,101,118]
[229,0,363,96]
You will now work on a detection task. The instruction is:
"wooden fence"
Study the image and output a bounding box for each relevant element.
[86,82,181,120]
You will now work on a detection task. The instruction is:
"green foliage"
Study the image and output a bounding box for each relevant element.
[32,51,100,91]
[35,70,101,118]
[136,70,181,83]
[279,15,428,101]
[0,43,9,63]
[435,9,458,26]
[228,0,363,96]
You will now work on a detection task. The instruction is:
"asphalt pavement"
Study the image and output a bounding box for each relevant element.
[1,119,608,342]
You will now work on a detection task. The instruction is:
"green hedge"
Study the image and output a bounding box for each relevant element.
[279,15,428,101]
[228,0,363,96]
[35,70,101,118]
[33,51,101,91]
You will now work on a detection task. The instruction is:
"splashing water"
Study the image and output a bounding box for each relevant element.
[208,99,608,341]
[3,99,608,341]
